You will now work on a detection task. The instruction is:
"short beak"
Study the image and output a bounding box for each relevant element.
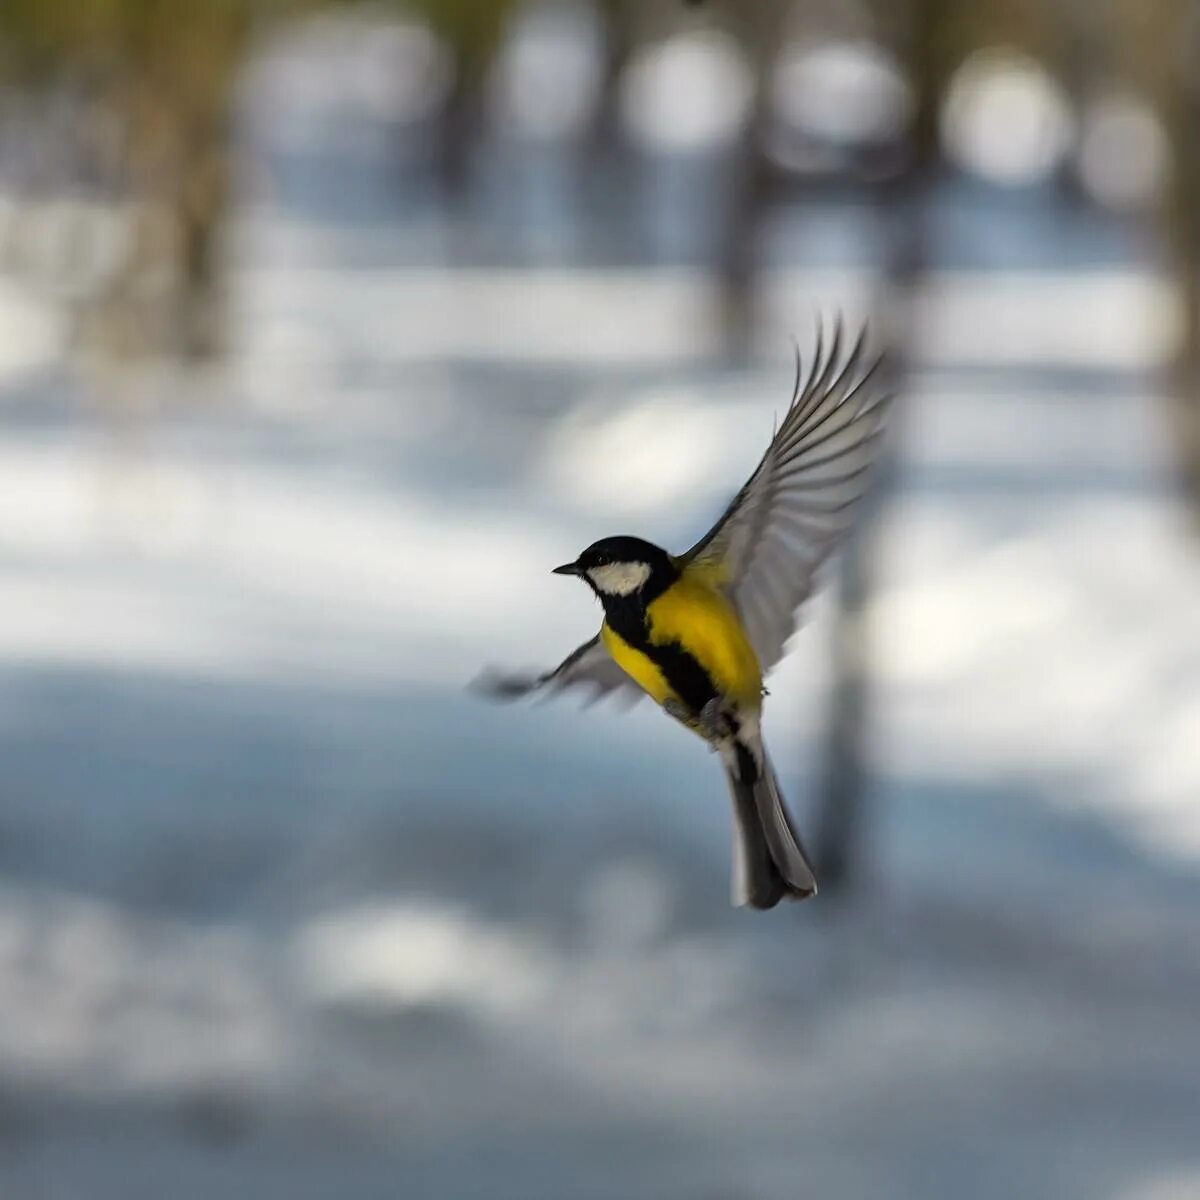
[552,561,582,576]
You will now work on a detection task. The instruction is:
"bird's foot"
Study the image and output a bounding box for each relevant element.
[664,697,736,749]
[698,698,736,743]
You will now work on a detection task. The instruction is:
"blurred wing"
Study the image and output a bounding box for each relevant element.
[473,634,643,709]
[681,320,891,674]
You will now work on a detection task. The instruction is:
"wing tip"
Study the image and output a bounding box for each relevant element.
[470,668,542,702]
[784,314,882,421]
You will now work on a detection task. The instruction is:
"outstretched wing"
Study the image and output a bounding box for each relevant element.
[681,319,891,674]
[474,633,643,708]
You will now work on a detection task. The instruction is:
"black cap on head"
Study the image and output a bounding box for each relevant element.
[573,536,671,571]
[552,536,678,601]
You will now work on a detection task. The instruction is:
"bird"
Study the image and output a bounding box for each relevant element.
[477,322,891,909]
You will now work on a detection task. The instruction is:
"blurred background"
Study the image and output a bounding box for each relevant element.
[0,0,1198,1196]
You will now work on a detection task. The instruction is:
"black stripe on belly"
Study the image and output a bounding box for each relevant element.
[641,639,720,715]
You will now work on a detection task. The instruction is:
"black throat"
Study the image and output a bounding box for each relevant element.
[596,560,678,648]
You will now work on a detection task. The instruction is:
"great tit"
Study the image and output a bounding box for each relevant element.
[479,322,891,909]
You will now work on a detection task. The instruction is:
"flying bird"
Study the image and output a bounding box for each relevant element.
[478,323,891,909]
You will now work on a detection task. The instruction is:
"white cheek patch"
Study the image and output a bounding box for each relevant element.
[587,561,651,596]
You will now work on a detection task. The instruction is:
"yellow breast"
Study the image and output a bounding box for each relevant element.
[600,569,763,713]
[601,622,675,705]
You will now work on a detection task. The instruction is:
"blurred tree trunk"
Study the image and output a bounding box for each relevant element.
[82,1,251,367]
[123,59,239,361]
[717,0,787,360]
[435,43,487,198]
[418,0,513,200]
[1116,0,1200,519]
[0,1,254,372]
[1157,11,1200,518]
[589,0,637,155]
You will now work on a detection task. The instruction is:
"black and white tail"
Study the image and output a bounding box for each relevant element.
[724,744,817,909]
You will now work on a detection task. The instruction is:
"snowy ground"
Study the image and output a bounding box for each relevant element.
[0,19,1199,1200]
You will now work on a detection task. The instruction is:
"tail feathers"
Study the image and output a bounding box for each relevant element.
[726,749,817,910]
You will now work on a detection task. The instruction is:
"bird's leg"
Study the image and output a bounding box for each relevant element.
[663,697,736,751]
[698,698,736,743]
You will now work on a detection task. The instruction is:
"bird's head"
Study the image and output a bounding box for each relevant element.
[553,536,676,600]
